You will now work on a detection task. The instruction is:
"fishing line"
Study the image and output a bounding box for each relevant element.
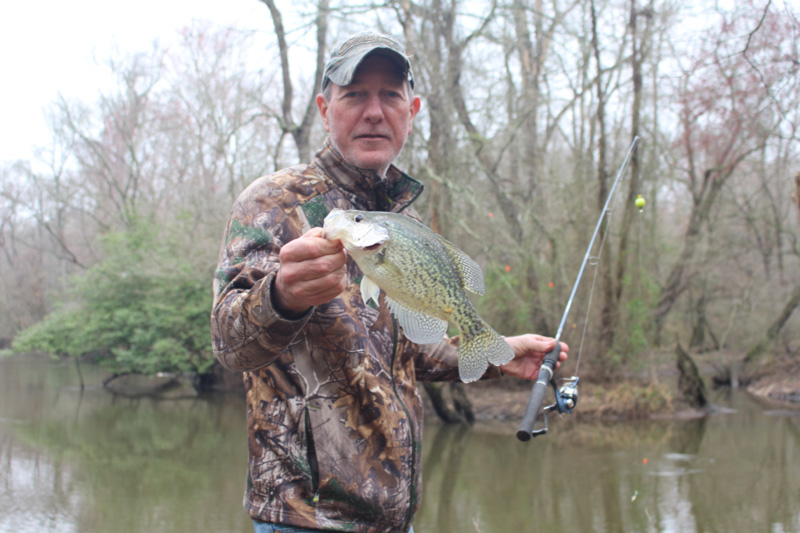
[638,200,644,301]
[517,136,639,441]
[574,207,619,377]
[572,150,631,377]
[575,130,653,379]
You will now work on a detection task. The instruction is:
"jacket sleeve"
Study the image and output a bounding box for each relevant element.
[210,179,312,372]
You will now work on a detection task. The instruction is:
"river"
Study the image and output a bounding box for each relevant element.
[1,354,799,532]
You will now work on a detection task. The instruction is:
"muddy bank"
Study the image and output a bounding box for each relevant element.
[437,355,800,422]
[439,378,677,422]
[746,358,800,404]
[53,348,798,421]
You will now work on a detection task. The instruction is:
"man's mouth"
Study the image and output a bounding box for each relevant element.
[355,133,389,140]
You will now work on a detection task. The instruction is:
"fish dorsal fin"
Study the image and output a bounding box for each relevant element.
[386,296,448,345]
[438,237,485,296]
[360,275,381,307]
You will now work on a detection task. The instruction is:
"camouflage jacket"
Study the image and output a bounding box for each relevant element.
[211,141,489,532]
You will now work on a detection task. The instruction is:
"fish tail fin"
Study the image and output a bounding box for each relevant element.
[458,325,514,383]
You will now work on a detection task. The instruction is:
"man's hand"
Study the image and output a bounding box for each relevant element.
[500,334,569,380]
[272,227,348,318]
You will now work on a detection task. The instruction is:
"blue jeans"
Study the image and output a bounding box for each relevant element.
[253,521,413,533]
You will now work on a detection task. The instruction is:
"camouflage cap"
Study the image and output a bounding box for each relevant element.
[322,31,415,91]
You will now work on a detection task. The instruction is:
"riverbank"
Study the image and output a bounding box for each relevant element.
[746,357,800,404]
[450,351,800,422]
[7,348,797,421]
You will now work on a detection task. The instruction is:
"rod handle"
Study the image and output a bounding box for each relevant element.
[516,344,560,441]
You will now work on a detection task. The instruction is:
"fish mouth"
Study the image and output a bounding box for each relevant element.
[356,226,389,252]
[322,209,346,240]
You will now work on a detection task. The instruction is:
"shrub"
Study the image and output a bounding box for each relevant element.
[13,219,215,376]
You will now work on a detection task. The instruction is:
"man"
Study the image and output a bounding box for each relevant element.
[211,31,567,533]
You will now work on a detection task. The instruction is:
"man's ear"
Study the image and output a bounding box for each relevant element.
[407,95,421,133]
[317,94,331,132]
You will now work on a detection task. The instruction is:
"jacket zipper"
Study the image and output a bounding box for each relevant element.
[390,317,417,531]
[304,407,320,503]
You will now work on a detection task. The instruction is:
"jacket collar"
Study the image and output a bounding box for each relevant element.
[312,138,423,213]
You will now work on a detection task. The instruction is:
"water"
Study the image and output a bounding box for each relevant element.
[2,355,799,533]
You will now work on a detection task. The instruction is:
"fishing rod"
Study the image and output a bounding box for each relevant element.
[516,136,639,442]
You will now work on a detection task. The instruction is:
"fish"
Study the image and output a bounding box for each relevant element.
[322,208,514,383]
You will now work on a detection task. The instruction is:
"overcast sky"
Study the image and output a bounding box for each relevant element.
[4,1,798,167]
[0,0,271,165]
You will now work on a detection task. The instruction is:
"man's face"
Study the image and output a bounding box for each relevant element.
[317,54,421,175]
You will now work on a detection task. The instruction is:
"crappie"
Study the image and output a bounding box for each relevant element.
[322,208,514,383]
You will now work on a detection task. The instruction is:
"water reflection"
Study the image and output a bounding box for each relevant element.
[0,355,252,533]
[416,395,800,533]
[1,355,799,533]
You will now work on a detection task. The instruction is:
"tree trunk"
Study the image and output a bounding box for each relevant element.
[608,0,645,358]
[743,282,800,364]
[653,162,748,336]
[591,0,614,357]
[422,382,474,424]
[676,343,708,409]
[689,291,707,349]
[261,0,329,164]
[794,172,800,228]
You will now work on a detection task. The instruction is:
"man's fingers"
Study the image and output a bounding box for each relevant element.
[280,234,344,265]
[291,271,348,306]
[304,227,324,238]
[280,249,346,285]
[274,258,347,314]
[273,228,350,314]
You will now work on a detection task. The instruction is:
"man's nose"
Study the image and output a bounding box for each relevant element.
[362,94,384,122]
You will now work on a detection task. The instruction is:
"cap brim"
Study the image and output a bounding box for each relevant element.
[324,47,412,88]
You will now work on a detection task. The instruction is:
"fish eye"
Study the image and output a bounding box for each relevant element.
[354,214,364,222]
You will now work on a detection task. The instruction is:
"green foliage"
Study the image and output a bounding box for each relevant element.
[13,219,215,375]
[611,272,661,369]
[478,261,534,335]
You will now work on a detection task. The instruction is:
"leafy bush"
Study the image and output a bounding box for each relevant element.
[477,261,535,335]
[13,219,215,375]
[610,272,661,369]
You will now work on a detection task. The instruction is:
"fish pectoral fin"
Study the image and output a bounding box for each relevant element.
[439,238,485,295]
[386,296,448,345]
[360,276,381,306]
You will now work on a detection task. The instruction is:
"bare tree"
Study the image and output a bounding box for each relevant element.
[653,5,793,335]
[6,0,799,380]
[259,0,329,165]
